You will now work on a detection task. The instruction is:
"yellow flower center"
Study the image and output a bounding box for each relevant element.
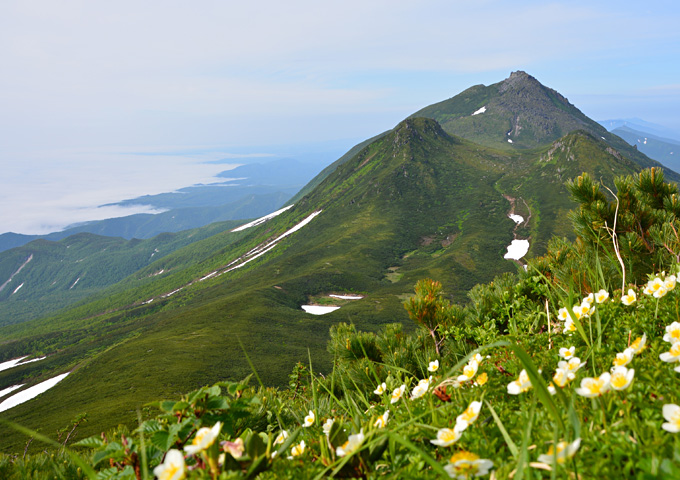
[553,370,568,387]
[611,373,628,389]
[454,461,478,475]
[193,430,209,447]
[630,337,642,350]
[440,429,459,442]
[463,365,476,378]
[158,464,183,480]
[613,353,630,366]
[672,410,680,429]
[546,442,569,464]
[587,378,605,395]
[460,407,476,423]
[670,343,680,356]
[475,372,488,385]
[671,330,680,341]
[450,451,480,463]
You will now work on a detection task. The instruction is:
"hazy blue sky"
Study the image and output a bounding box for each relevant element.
[1,0,679,234]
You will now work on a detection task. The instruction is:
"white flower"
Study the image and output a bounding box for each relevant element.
[610,366,635,391]
[612,348,635,367]
[289,440,306,458]
[430,426,464,447]
[184,422,222,455]
[373,382,387,395]
[563,317,577,334]
[645,277,665,296]
[336,430,364,457]
[575,373,610,397]
[322,418,334,437]
[559,357,585,373]
[662,404,680,433]
[411,378,430,400]
[507,369,532,395]
[557,307,569,321]
[374,410,389,429]
[444,451,494,479]
[654,286,669,298]
[630,333,647,354]
[457,360,479,383]
[537,438,581,465]
[153,449,185,480]
[664,322,680,344]
[571,304,584,320]
[428,360,439,372]
[659,342,680,363]
[303,410,315,428]
[390,384,406,404]
[583,293,594,305]
[595,289,609,304]
[559,346,575,359]
[273,430,289,445]
[455,401,482,430]
[621,289,637,306]
[665,275,677,291]
[552,367,575,388]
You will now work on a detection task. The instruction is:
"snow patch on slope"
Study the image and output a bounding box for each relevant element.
[0,372,70,413]
[472,106,487,115]
[302,305,341,315]
[504,240,530,260]
[232,205,294,232]
[0,254,33,293]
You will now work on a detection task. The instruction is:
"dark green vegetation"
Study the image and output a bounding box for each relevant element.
[0,72,676,458]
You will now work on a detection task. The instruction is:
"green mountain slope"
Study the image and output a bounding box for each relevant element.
[0,73,676,451]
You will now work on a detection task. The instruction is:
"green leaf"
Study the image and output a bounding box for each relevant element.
[486,401,519,458]
[150,430,170,451]
[507,343,565,431]
[245,454,270,480]
[328,420,348,449]
[245,431,267,458]
[388,432,450,477]
[206,396,229,410]
[73,435,105,448]
[172,400,190,412]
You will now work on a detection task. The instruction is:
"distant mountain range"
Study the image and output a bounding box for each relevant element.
[0,71,676,451]
[0,158,324,253]
[598,120,680,172]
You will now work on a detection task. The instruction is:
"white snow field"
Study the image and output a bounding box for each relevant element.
[301,305,342,315]
[0,372,70,413]
[504,239,530,260]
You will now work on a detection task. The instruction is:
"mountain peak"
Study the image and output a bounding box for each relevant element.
[498,70,539,92]
[411,71,600,149]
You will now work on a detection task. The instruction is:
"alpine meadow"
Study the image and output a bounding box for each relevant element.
[2,72,680,479]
